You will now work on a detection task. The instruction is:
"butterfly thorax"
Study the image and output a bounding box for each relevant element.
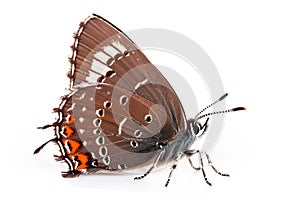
[157,120,196,167]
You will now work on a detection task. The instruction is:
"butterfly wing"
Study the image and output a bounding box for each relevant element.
[54,14,187,176]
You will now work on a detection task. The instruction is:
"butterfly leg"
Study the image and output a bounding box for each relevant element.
[185,150,229,186]
[165,153,185,187]
[164,153,183,187]
[134,150,164,181]
[184,150,212,186]
[184,149,201,170]
[205,152,230,177]
[198,151,212,186]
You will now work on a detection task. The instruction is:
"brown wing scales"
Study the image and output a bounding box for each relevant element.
[37,14,187,176]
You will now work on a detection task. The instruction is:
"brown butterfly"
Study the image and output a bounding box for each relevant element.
[35,14,245,187]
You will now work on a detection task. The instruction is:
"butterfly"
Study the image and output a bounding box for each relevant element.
[34,14,245,187]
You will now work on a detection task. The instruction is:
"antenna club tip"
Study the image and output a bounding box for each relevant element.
[232,107,246,111]
[219,93,229,101]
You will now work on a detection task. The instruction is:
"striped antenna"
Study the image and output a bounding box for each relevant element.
[194,93,228,120]
[196,107,246,121]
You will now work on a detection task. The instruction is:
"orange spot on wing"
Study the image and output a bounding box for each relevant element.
[62,139,81,154]
[64,126,74,137]
[69,153,90,170]
[68,115,75,124]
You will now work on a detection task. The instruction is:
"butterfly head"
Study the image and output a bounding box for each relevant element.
[187,117,209,138]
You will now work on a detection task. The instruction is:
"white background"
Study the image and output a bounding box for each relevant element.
[1,0,299,199]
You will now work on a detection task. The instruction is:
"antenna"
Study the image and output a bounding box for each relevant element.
[194,93,246,122]
[196,107,246,121]
[194,93,228,120]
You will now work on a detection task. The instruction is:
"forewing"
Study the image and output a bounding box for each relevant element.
[69,14,186,133]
